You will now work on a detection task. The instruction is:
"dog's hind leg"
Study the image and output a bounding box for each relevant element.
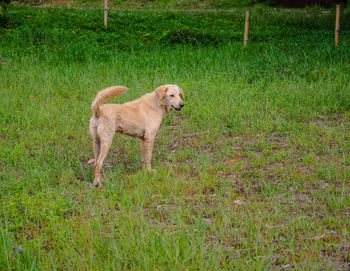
[88,121,100,165]
[88,138,100,165]
[93,126,114,187]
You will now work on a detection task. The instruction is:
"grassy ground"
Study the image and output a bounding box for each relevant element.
[1,5,350,270]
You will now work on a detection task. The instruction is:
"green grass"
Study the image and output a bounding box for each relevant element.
[0,5,350,270]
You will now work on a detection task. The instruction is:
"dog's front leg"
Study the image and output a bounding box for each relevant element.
[143,137,155,171]
[140,139,146,170]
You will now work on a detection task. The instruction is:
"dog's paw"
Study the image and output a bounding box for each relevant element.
[87,158,95,165]
[94,178,102,187]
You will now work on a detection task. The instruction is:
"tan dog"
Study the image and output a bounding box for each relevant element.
[88,84,184,187]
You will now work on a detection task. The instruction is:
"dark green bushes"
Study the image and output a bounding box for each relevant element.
[0,0,10,26]
[1,5,349,62]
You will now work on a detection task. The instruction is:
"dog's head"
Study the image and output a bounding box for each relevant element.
[155,84,184,112]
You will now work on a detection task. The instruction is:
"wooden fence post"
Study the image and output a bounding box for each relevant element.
[104,0,109,28]
[244,10,251,47]
[335,4,340,47]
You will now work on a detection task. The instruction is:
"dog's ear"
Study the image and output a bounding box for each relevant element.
[155,86,168,100]
[178,87,184,100]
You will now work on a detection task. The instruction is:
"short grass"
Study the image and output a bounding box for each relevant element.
[0,5,350,270]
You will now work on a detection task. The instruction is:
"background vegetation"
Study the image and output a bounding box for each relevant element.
[0,3,349,270]
[5,0,348,9]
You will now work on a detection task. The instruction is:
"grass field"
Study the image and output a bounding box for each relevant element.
[1,4,350,270]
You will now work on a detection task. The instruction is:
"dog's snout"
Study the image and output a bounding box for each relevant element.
[173,102,184,111]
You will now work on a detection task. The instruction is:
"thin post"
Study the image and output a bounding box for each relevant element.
[244,10,251,47]
[104,0,109,28]
[335,4,340,47]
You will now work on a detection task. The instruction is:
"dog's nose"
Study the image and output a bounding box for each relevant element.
[180,102,184,107]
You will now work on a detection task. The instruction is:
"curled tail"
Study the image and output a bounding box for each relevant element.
[92,86,128,117]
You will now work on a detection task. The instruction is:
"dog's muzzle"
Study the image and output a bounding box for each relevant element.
[173,102,184,111]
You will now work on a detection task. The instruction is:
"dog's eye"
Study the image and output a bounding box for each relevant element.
[169,94,175,97]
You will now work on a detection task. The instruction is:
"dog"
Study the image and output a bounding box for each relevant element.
[88,84,184,187]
